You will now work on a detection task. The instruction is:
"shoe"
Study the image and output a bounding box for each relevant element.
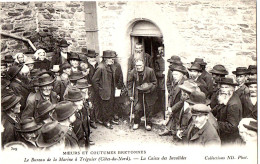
[90,122,97,129]
[104,122,113,129]
[89,140,95,145]
[145,125,152,131]
[159,130,171,136]
[97,119,103,125]
[111,120,119,125]
[133,124,139,130]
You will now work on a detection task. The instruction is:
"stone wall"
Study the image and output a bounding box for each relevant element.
[1,1,87,58]
[96,0,256,82]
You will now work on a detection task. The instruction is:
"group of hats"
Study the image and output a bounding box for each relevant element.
[188,58,207,72]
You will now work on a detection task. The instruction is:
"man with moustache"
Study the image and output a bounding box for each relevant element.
[232,67,249,100]
[241,78,257,119]
[212,77,242,144]
[21,72,58,119]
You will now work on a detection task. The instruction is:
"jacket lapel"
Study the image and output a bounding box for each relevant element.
[190,121,208,141]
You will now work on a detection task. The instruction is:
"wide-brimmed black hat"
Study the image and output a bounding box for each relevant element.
[209,64,228,75]
[179,80,199,93]
[36,121,68,148]
[35,100,56,119]
[247,65,257,74]
[1,94,21,111]
[232,67,249,75]
[51,101,77,122]
[243,120,257,132]
[63,86,84,102]
[68,53,81,63]
[188,63,202,72]
[37,72,55,87]
[191,104,211,116]
[76,79,92,89]
[7,65,23,81]
[136,83,153,92]
[17,117,43,133]
[58,39,70,47]
[217,77,238,86]
[167,55,181,63]
[186,91,210,105]
[169,64,187,74]
[86,49,98,58]
[69,71,87,81]
[3,55,14,63]
[245,78,257,86]
[102,50,117,58]
[191,58,207,65]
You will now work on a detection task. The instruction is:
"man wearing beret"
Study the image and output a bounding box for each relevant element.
[212,77,242,144]
[232,67,250,100]
[241,78,257,119]
[187,104,221,146]
[92,50,117,129]
[21,72,58,119]
[128,59,157,131]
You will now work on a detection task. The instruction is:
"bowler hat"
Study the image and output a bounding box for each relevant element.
[102,50,117,58]
[167,55,181,63]
[191,58,207,65]
[247,65,257,74]
[35,100,56,119]
[61,62,71,71]
[191,104,211,115]
[3,55,14,63]
[51,101,77,121]
[188,63,202,72]
[64,86,84,101]
[68,53,81,62]
[69,71,87,81]
[37,72,55,87]
[217,77,238,86]
[7,65,23,80]
[17,117,42,133]
[169,64,187,74]
[87,49,98,58]
[245,78,257,86]
[179,80,199,93]
[232,67,248,75]
[58,39,70,47]
[1,94,21,111]
[36,121,68,148]
[136,83,153,92]
[209,64,228,75]
[186,91,210,105]
[76,79,92,89]
[243,120,257,132]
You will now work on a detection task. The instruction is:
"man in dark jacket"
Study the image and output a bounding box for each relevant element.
[241,78,257,119]
[92,50,117,129]
[212,77,242,144]
[1,94,22,148]
[8,65,30,114]
[232,67,250,100]
[51,39,72,67]
[128,59,157,131]
[192,58,213,98]
[21,72,58,119]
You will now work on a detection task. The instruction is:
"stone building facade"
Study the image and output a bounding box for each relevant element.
[1,0,256,83]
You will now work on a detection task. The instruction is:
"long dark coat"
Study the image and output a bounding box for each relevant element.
[34,59,51,71]
[241,95,257,119]
[198,70,213,98]
[50,51,72,67]
[127,66,158,107]
[168,77,185,107]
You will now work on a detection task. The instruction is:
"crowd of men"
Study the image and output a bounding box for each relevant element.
[1,38,257,150]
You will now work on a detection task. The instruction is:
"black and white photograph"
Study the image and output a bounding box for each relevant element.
[0,0,257,163]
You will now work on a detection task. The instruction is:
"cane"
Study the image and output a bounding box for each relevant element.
[129,82,135,127]
[143,93,147,127]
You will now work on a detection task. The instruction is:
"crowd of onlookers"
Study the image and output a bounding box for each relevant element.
[1,39,257,150]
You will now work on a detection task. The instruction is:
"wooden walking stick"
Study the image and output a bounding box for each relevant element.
[129,82,135,127]
[143,93,147,127]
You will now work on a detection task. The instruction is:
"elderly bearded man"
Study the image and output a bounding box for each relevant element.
[128,59,157,131]
[212,77,242,144]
